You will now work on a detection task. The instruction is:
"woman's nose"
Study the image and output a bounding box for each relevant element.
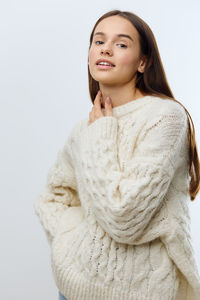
[101,48,112,55]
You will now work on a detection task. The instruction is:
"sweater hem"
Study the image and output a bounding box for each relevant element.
[51,264,178,300]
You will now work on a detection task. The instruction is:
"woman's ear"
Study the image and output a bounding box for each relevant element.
[137,55,148,73]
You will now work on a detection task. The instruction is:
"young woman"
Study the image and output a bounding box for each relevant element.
[35,10,200,300]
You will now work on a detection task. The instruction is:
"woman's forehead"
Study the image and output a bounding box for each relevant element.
[94,16,139,40]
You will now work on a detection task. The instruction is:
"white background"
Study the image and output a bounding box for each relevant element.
[0,0,200,299]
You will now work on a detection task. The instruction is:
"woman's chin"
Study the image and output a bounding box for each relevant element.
[96,78,119,86]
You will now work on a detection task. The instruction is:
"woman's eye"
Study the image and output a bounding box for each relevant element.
[94,41,127,48]
[95,41,103,45]
[118,43,127,48]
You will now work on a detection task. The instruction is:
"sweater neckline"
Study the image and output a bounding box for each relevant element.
[102,95,154,118]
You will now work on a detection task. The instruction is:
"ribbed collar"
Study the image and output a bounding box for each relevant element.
[102,95,155,118]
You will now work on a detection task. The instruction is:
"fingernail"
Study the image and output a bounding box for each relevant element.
[106,97,111,104]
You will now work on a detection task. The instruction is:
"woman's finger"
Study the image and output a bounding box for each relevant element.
[88,90,110,126]
[93,90,104,117]
[104,96,113,116]
[89,110,95,123]
[94,91,102,112]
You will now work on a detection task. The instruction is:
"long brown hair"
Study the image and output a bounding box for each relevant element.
[87,9,200,201]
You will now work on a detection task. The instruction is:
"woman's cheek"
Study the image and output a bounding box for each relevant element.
[120,54,137,66]
[88,48,96,63]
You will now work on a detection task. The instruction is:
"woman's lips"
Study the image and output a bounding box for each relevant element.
[96,64,115,69]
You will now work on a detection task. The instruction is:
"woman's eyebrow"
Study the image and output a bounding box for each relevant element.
[94,32,134,42]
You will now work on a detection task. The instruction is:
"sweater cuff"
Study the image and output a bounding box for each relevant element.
[87,116,118,140]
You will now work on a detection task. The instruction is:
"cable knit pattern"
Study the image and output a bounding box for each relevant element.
[34,95,200,300]
[34,130,83,245]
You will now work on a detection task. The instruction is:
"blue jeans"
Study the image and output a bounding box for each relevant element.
[58,291,68,300]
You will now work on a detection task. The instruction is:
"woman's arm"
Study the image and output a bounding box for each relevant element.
[83,104,188,245]
[34,131,82,246]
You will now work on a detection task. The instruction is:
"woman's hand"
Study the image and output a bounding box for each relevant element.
[88,90,113,126]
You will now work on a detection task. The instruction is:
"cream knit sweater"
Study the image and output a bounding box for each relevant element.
[34,95,200,300]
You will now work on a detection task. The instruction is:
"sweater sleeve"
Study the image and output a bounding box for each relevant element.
[34,132,82,246]
[83,105,188,245]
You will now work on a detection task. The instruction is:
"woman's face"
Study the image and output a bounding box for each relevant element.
[88,15,145,86]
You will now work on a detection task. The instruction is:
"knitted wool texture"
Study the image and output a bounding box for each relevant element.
[34,95,200,300]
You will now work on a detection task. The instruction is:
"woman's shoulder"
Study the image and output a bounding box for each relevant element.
[149,95,188,121]
[66,117,88,144]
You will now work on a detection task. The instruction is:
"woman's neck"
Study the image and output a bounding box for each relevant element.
[99,85,146,108]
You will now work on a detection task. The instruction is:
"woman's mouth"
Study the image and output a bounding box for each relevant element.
[96,64,115,69]
[96,60,115,69]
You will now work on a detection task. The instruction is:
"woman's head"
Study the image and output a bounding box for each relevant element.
[87,10,200,201]
[88,15,147,88]
[88,9,173,102]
